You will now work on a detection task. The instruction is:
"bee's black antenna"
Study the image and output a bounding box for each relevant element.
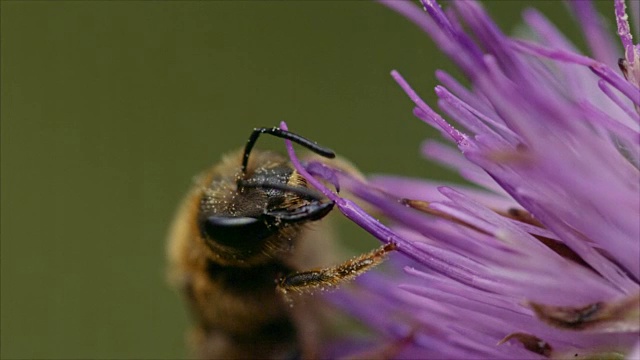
[240,127,336,179]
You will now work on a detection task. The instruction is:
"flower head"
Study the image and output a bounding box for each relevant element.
[285,0,639,358]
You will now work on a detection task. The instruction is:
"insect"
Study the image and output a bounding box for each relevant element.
[167,127,396,359]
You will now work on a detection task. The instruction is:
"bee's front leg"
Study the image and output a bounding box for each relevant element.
[276,243,397,294]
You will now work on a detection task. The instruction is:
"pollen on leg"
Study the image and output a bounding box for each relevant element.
[277,243,397,295]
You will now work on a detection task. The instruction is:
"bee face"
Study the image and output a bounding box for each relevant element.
[192,129,336,267]
[196,152,321,265]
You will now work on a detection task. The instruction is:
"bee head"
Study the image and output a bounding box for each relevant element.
[198,173,334,264]
[197,127,336,265]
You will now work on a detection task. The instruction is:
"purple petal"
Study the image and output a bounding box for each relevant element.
[391,70,470,146]
[567,0,619,67]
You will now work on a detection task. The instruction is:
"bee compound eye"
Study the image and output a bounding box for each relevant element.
[202,216,276,248]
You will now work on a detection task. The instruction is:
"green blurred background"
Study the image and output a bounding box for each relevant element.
[1,1,608,358]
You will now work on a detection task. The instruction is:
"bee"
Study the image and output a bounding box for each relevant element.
[167,127,396,359]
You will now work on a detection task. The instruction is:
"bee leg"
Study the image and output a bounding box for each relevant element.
[267,201,335,224]
[276,243,397,294]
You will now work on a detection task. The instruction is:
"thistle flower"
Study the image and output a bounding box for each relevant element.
[284,0,639,358]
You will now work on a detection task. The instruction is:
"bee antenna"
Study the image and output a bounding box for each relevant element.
[238,180,324,202]
[240,127,336,179]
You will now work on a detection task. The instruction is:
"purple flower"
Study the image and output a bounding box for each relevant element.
[284,0,639,358]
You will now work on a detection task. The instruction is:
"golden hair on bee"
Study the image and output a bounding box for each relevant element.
[167,127,395,359]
